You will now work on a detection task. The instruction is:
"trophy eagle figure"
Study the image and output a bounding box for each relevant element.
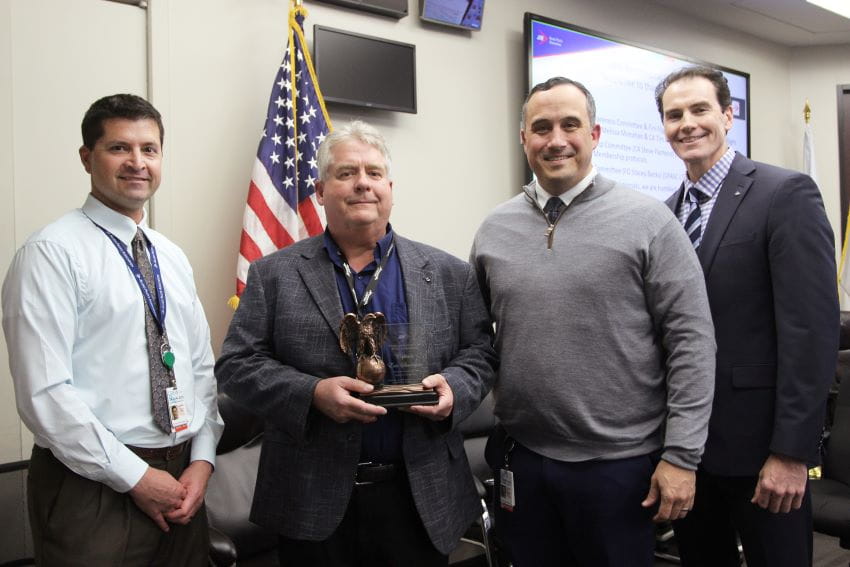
[339,312,387,386]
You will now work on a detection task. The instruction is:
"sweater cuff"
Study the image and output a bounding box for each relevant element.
[661,447,701,471]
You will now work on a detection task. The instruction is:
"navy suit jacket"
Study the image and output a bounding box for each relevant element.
[216,233,497,554]
[665,153,839,476]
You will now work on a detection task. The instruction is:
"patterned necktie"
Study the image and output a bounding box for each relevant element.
[683,186,710,249]
[132,229,172,433]
[544,196,565,225]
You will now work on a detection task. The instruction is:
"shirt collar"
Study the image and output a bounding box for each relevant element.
[534,166,597,210]
[681,148,736,203]
[82,194,148,245]
[324,224,395,270]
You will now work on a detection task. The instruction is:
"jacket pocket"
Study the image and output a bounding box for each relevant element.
[731,364,775,389]
[719,232,757,247]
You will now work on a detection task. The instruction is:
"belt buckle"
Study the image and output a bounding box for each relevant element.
[355,461,374,487]
[354,462,398,486]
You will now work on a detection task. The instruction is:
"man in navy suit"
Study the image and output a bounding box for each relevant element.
[655,65,839,567]
[216,120,496,566]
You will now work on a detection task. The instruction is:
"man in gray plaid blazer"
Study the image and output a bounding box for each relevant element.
[216,120,496,566]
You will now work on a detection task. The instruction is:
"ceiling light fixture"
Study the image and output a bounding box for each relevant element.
[806,0,850,20]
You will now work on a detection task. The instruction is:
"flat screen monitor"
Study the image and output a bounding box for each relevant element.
[421,0,485,31]
[525,12,750,201]
[313,25,417,114]
[312,0,408,19]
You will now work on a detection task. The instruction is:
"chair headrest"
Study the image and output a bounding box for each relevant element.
[216,393,264,455]
[457,393,496,438]
[840,311,850,351]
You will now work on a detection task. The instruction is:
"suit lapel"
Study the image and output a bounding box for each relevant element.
[665,183,685,215]
[697,154,755,274]
[297,238,345,338]
[396,236,435,328]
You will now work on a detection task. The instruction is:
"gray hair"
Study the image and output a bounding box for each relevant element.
[521,76,597,128]
[316,120,392,180]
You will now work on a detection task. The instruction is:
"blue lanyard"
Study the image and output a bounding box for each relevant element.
[92,222,168,333]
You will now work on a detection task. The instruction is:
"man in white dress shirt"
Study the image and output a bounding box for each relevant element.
[2,94,223,566]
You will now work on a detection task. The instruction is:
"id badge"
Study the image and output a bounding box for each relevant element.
[499,468,515,511]
[166,386,190,433]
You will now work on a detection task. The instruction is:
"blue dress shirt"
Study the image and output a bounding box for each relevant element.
[323,226,408,463]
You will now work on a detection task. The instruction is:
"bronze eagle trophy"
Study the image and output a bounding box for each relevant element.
[339,312,387,386]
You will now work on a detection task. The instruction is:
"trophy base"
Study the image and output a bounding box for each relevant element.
[360,384,439,408]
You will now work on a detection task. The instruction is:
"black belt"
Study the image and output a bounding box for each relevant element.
[355,462,402,485]
[127,441,188,461]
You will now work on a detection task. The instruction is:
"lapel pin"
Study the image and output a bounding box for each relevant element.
[424,275,432,283]
[734,190,741,196]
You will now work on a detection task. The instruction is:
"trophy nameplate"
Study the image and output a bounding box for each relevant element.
[339,314,438,408]
[360,383,439,408]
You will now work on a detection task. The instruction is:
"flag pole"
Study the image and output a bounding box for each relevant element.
[804,100,811,124]
[834,92,850,309]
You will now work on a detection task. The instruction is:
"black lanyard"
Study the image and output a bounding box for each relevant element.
[340,238,395,317]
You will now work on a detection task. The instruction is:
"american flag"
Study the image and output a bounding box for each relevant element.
[232,4,331,302]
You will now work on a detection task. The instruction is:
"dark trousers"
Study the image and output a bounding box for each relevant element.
[673,469,813,567]
[493,443,656,567]
[28,444,209,567]
[278,471,447,567]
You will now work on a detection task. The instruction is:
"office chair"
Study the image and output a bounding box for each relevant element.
[206,393,278,567]
[811,346,850,552]
[451,393,498,567]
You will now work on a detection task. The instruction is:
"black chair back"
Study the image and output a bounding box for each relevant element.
[824,373,850,487]
[215,393,264,455]
[458,393,496,482]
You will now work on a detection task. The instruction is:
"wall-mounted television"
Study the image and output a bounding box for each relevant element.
[313,25,417,114]
[421,0,485,31]
[312,0,408,19]
[525,12,750,201]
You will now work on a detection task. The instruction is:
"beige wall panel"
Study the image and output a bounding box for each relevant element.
[0,0,146,466]
[790,45,850,256]
[0,0,16,467]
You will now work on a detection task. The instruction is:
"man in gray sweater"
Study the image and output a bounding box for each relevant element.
[470,77,716,567]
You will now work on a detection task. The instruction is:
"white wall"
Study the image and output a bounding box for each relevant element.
[0,0,845,467]
[0,0,15,468]
[0,1,147,558]
[0,0,146,465]
[789,44,850,241]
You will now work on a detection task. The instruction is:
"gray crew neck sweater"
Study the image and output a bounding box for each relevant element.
[471,175,715,469]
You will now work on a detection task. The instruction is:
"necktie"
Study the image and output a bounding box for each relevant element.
[544,196,564,225]
[132,229,172,433]
[683,186,710,248]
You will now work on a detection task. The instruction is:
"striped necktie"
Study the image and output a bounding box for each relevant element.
[683,186,710,248]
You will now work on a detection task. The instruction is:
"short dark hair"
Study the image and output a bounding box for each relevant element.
[81,94,164,149]
[521,76,597,128]
[654,66,731,117]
